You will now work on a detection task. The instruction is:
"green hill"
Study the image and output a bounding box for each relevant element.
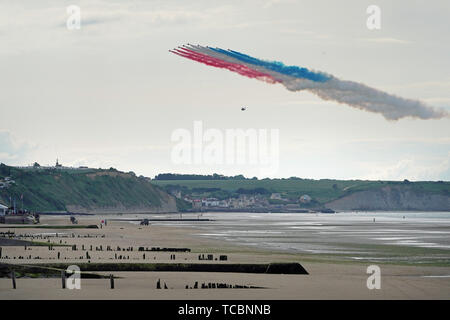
[1,164,448,213]
[151,177,450,211]
[151,178,448,201]
[0,164,177,213]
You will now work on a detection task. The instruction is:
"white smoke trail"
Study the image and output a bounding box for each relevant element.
[284,77,448,120]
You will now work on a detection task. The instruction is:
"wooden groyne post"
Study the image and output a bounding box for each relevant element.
[11,271,16,289]
[61,271,66,289]
[110,274,114,289]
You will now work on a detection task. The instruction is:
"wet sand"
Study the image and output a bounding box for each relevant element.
[0,216,449,299]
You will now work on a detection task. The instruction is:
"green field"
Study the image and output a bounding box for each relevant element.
[151,178,450,204]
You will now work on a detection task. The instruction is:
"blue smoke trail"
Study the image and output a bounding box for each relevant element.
[208,47,331,82]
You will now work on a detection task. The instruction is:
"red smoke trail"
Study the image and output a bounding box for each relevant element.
[172,47,278,83]
[171,48,279,84]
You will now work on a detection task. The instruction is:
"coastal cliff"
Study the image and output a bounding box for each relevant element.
[325,185,450,211]
[0,164,178,213]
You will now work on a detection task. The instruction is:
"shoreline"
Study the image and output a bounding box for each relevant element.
[0,216,449,299]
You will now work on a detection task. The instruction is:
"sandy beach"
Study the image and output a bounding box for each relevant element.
[1,215,449,299]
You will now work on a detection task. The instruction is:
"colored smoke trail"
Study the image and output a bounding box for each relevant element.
[171,45,448,120]
[170,48,279,84]
[208,47,331,82]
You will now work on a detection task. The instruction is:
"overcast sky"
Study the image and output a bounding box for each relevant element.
[1,0,449,180]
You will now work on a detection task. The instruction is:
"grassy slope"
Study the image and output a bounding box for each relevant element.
[151,179,450,204]
[0,164,165,212]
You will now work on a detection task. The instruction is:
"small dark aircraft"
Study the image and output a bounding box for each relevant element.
[241,107,247,111]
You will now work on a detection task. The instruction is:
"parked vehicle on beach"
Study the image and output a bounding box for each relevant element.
[0,204,39,224]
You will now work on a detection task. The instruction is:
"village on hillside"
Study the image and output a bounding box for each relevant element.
[169,189,330,213]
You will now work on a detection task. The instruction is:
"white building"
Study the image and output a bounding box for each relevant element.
[299,194,312,203]
[202,198,220,207]
[218,200,229,208]
[0,203,8,216]
[170,190,182,199]
[270,193,282,200]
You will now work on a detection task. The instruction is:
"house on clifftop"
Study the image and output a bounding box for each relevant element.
[0,203,7,216]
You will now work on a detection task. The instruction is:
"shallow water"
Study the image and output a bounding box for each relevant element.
[95,211,450,264]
